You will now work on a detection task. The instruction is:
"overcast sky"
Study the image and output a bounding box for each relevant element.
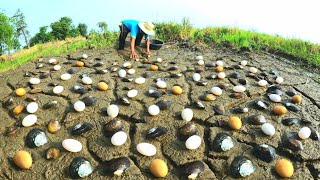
[1,0,319,44]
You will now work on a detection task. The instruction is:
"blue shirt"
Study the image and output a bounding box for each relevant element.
[122,19,149,39]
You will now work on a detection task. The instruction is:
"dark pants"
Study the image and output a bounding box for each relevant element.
[118,24,144,50]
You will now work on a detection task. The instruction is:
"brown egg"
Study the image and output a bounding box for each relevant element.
[273,106,288,115]
[275,159,294,178]
[75,60,84,67]
[149,159,168,178]
[98,82,108,91]
[172,86,183,95]
[216,66,224,72]
[47,119,61,134]
[13,105,24,115]
[228,116,242,130]
[13,150,32,170]
[16,88,26,97]
[291,95,302,104]
[150,64,159,71]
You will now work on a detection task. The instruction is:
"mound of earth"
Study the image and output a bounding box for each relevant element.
[0,43,319,179]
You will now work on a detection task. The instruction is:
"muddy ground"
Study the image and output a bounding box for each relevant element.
[0,42,319,179]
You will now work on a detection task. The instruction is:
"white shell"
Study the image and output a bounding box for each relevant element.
[61,73,71,80]
[217,72,226,79]
[136,142,156,156]
[197,60,204,66]
[29,78,40,85]
[53,65,61,71]
[62,139,82,152]
[192,73,201,82]
[249,67,258,73]
[107,104,119,118]
[135,77,146,84]
[258,80,268,87]
[233,85,246,92]
[127,68,136,75]
[241,60,248,66]
[148,105,160,116]
[156,57,163,62]
[123,62,132,68]
[48,58,57,64]
[118,69,126,77]
[156,80,167,89]
[82,77,93,85]
[298,127,311,140]
[216,60,224,67]
[74,101,85,112]
[22,114,37,127]
[82,54,88,59]
[53,85,64,94]
[185,135,201,150]
[211,86,222,96]
[127,89,138,98]
[195,55,203,60]
[268,94,281,102]
[276,77,284,84]
[26,102,38,113]
[261,123,275,136]
[181,108,193,121]
[111,131,127,146]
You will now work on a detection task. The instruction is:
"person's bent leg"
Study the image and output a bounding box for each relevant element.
[118,24,129,50]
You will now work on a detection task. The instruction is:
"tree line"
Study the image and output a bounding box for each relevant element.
[0,9,109,55]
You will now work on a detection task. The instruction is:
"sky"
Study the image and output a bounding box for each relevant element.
[1,0,320,44]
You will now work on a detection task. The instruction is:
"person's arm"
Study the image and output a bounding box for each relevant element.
[130,37,138,59]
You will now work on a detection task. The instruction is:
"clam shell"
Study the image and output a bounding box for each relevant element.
[109,157,131,176]
[179,122,198,140]
[182,161,205,179]
[29,88,43,94]
[135,77,145,84]
[53,85,64,94]
[82,96,97,106]
[40,71,50,79]
[212,132,235,152]
[43,101,58,109]
[74,101,86,112]
[211,86,222,96]
[285,138,303,151]
[47,119,61,133]
[281,118,301,126]
[193,73,201,82]
[252,144,276,162]
[181,108,193,121]
[156,100,173,110]
[194,101,205,109]
[156,80,167,88]
[309,126,320,141]
[29,78,40,85]
[233,85,246,92]
[261,123,275,136]
[269,94,281,102]
[62,139,82,152]
[148,105,160,116]
[137,143,156,156]
[249,114,266,125]
[253,100,269,110]
[284,103,300,112]
[26,128,48,148]
[298,127,311,139]
[238,78,248,85]
[74,85,88,94]
[46,147,60,160]
[185,135,201,150]
[26,102,38,113]
[148,89,163,98]
[119,97,130,106]
[111,131,127,146]
[71,122,93,136]
[118,69,127,77]
[104,120,124,136]
[22,114,37,127]
[230,93,244,99]
[107,104,119,118]
[231,156,256,178]
[61,73,72,80]
[127,89,138,98]
[213,105,225,115]
[229,72,241,79]
[232,107,248,113]
[146,127,168,139]
[69,157,93,178]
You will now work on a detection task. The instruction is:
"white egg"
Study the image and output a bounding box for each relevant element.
[197,60,204,66]
[137,142,156,156]
[216,60,224,67]
[298,127,311,140]
[135,77,146,84]
[118,69,127,77]
[258,80,268,87]
[26,102,38,113]
[233,85,246,92]
[123,62,132,68]
[74,101,85,112]
[29,78,41,85]
[82,54,88,59]
[127,68,136,75]
[48,58,57,64]
[211,86,222,96]
[156,57,163,62]
[193,73,201,82]
[107,104,119,118]
[82,77,93,85]
[111,131,127,146]
[195,55,203,60]
[62,139,82,152]
[268,94,281,102]
[276,77,284,84]
[249,67,258,73]
[241,60,248,66]
[22,114,37,127]
[181,108,193,121]
[156,80,167,89]
[261,123,276,136]
[185,135,202,150]
[53,65,61,71]
[61,73,72,80]
[53,85,64,94]
[148,105,160,116]
[127,89,138,98]
[217,72,226,79]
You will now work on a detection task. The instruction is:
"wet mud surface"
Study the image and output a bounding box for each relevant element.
[0,43,319,179]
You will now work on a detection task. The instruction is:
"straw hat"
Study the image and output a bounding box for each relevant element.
[138,21,155,35]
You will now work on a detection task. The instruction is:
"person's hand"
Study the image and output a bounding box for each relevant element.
[144,50,151,57]
[130,51,138,59]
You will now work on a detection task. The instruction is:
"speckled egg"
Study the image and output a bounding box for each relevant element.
[241,60,248,66]
[216,60,224,67]
[149,159,168,178]
[181,108,193,122]
[148,105,160,116]
[195,55,203,60]
[16,88,26,96]
[298,127,311,140]
[258,80,268,87]
[197,60,204,66]
[13,150,32,170]
[228,116,242,130]
[82,77,93,85]
[273,106,288,115]
[275,159,294,178]
[53,65,61,71]
[127,68,136,75]
[269,94,281,102]
[118,69,127,77]
[172,86,183,95]
[82,54,88,59]
[156,57,163,62]
[22,114,37,127]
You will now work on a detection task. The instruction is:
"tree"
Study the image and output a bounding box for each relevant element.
[78,23,88,37]
[50,17,73,40]
[0,12,17,55]
[97,22,108,34]
[29,26,53,46]
[12,9,30,48]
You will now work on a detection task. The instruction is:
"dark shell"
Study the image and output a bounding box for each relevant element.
[122,77,133,82]
[216,119,228,127]
[196,81,208,86]
[25,96,38,102]
[71,122,93,136]
[194,101,205,109]
[80,74,90,79]
[216,83,230,90]
[229,72,241,79]
[269,69,278,75]
[195,68,204,73]
[253,100,269,110]
[69,157,93,178]
[232,107,249,113]
[286,88,297,97]
[248,114,266,125]
[233,65,243,69]
[206,74,217,80]
[43,101,58,109]
[2,98,13,108]
[259,72,268,77]
[74,85,88,94]
[238,78,248,85]
[169,61,177,64]
[231,156,256,178]
[230,93,244,99]
[205,63,215,67]
[67,67,80,74]
[252,144,276,163]
[108,157,131,176]
[167,66,178,71]
[281,118,301,126]
[142,72,152,78]
[48,82,59,87]
[154,77,165,83]
[26,128,48,148]
[169,73,182,78]
[24,71,32,77]
[64,60,73,65]
[93,62,104,67]
[94,57,102,60]
[95,69,109,74]
[148,89,163,98]
[81,96,97,106]
[284,103,300,112]
[179,122,198,140]
[309,126,320,141]
[156,100,173,110]
[212,132,235,152]
[182,161,205,179]
[104,120,124,137]
[146,127,168,139]
[213,105,225,115]
[40,71,50,79]
[284,138,304,151]
[266,84,282,93]
[122,85,135,90]
[119,97,130,106]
